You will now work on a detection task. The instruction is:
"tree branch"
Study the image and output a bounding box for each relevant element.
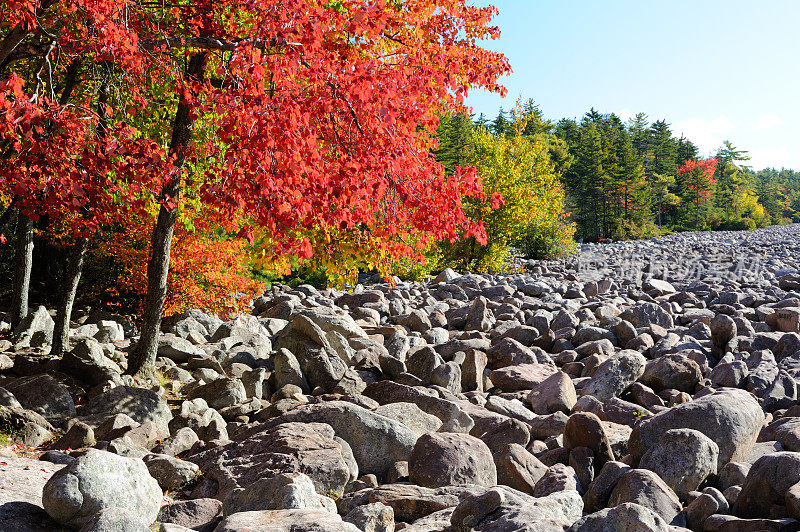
[0,0,58,73]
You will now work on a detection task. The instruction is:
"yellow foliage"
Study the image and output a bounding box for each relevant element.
[736,190,767,226]
[251,225,409,287]
[439,119,574,272]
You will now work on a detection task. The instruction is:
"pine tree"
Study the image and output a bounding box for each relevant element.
[435,113,473,174]
[713,141,750,216]
[613,135,649,230]
[520,99,552,136]
[569,122,608,240]
[652,173,680,228]
[648,120,677,177]
[491,108,513,137]
[628,112,650,157]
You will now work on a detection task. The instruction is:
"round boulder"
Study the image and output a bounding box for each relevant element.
[639,428,719,499]
[608,469,683,526]
[568,502,670,532]
[737,451,800,518]
[42,449,162,529]
[628,388,764,470]
[409,432,497,488]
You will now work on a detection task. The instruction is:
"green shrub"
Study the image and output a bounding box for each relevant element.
[608,218,664,241]
[515,220,576,260]
[716,217,757,231]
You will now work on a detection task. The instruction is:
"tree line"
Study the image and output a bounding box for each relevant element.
[466,103,798,241]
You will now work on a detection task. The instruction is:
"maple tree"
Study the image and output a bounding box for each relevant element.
[677,157,718,228]
[1,0,510,376]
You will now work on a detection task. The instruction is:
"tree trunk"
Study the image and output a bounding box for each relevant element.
[126,52,207,377]
[50,237,88,357]
[657,197,662,228]
[49,63,93,358]
[0,25,29,70]
[9,211,33,328]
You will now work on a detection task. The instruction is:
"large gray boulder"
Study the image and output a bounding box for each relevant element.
[608,469,683,526]
[619,302,674,329]
[157,335,204,362]
[79,386,172,436]
[4,374,75,425]
[273,400,418,477]
[580,351,646,401]
[222,472,336,516]
[273,314,348,391]
[528,371,577,414]
[409,432,497,488]
[187,422,352,501]
[78,507,151,532]
[42,449,162,529]
[568,502,670,532]
[157,498,222,531]
[12,305,54,348]
[187,378,247,410]
[468,488,583,531]
[374,402,443,436]
[213,509,360,532]
[364,380,475,433]
[61,338,122,385]
[628,388,765,469]
[638,428,719,499]
[737,451,800,518]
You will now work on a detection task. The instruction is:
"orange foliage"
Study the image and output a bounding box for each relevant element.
[103,215,263,319]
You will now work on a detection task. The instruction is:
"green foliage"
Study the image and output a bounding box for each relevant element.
[391,245,443,281]
[608,218,664,241]
[514,220,576,259]
[716,217,758,231]
[555,107,777,239]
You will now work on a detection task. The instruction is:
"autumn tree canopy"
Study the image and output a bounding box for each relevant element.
[0,0,510,375]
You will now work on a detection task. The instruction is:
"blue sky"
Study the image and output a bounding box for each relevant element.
[464,0,800,170]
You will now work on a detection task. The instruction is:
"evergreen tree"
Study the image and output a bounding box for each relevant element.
[554,118,580,148]
[520,99,553,136]
[648,120,677,177]
[651,173,680,228]
[675,135,699,165]
[568,122,608,239]
[613,135,649,230]
[435,113,473,174]
[714,141,750,216]
[473,113,490,130]
[491,108,513,137]
[628,112,650,157]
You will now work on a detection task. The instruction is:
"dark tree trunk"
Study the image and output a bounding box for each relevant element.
[0,25,29,71]
[9,211,33,328]
[50,237,88,357]
[126,52,207,377]
[50,67,94,357]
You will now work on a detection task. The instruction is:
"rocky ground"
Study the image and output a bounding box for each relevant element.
[2,224,800,531]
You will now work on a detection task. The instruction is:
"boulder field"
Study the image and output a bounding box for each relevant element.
[2,224,800,530]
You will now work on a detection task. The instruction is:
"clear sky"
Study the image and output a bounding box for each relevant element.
[465,0,800,170]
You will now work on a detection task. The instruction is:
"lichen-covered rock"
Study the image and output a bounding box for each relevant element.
[42,449,162,529]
